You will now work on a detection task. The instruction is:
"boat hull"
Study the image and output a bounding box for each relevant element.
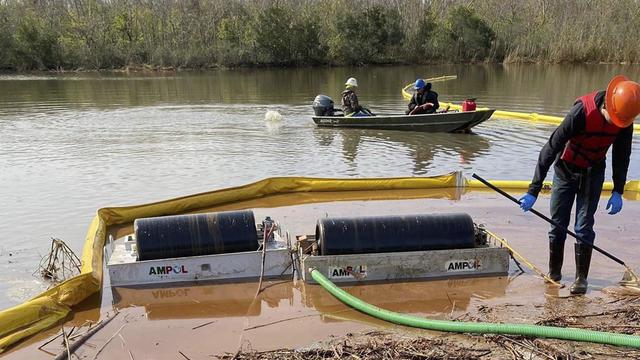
[312,109,495,132]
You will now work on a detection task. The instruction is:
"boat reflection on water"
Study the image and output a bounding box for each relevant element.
[111,280,295,320]
[313,127,492,174]
[111,275,509,323]
[105,276,510,355]
[301,276,510,324]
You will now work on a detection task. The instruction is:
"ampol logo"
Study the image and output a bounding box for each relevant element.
[148,265,189,276]
[328,265,367,279]
[445,259,480,272]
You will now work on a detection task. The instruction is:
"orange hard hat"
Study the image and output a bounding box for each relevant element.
[606,75,640,128]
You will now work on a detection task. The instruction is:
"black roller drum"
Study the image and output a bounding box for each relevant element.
[316,213,475,255]
[135,210,258,261]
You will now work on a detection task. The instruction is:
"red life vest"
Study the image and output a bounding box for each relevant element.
[560,92,620,168]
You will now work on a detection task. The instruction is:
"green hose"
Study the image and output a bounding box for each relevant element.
[310,269,640,349]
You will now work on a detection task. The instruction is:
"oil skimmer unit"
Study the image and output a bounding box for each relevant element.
[106,210,509,287]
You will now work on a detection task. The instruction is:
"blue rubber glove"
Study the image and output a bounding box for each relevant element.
[606,191,623,215]
[518,193,536,212]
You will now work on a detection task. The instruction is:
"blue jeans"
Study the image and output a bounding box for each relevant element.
[548,164,605,248]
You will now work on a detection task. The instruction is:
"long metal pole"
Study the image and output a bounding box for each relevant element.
[471,173,626,266]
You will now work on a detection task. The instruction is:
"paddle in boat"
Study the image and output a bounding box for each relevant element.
[312,95,495,133]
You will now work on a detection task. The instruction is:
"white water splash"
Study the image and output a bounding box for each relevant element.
[264,110,283,122]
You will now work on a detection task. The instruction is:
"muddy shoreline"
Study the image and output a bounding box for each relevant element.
[9,284,640,359]
[224,287,640,360]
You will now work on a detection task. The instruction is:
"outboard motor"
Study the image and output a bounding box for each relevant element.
[313,95,336,116]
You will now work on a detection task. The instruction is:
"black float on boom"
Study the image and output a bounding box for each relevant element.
[316,213,476,255]
[134,210,258,261]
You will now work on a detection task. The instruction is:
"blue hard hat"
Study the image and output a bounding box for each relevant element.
[414,78,426,90]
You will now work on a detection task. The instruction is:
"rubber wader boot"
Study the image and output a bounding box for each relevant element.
[548,241,564,282]
[569,243,593,295]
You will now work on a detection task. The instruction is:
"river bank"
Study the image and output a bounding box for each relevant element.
[2,56,638,76]
[2,0,640,71]
[228,288,640,360]
[225,288,640,360]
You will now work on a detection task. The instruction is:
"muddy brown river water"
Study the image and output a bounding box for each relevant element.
[2,64,640,357]
[3,190,640,358]
[2,64,640,307]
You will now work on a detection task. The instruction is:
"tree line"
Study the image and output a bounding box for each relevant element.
[1,0,639,71]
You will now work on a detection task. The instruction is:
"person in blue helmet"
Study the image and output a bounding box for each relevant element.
[407,78,439,115]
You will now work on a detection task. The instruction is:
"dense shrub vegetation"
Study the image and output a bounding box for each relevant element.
[1,0,639,70]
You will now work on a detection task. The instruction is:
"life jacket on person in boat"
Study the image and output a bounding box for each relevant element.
[560,92,621,168]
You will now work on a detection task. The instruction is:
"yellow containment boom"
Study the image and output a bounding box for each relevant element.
[401,77,640,132]
[2,172,640,352]
[0,174,459,352]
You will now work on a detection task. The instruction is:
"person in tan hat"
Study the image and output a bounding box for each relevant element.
[341,77,373,117]
[518,75,640,295]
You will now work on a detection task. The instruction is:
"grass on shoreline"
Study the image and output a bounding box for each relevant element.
[2,0,640,72]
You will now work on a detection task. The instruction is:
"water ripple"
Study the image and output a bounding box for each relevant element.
[2,66,640,309]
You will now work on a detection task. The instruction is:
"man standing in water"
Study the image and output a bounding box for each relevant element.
[518,76,640,295]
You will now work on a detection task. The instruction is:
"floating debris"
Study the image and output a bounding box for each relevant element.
[36,237,81,285]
